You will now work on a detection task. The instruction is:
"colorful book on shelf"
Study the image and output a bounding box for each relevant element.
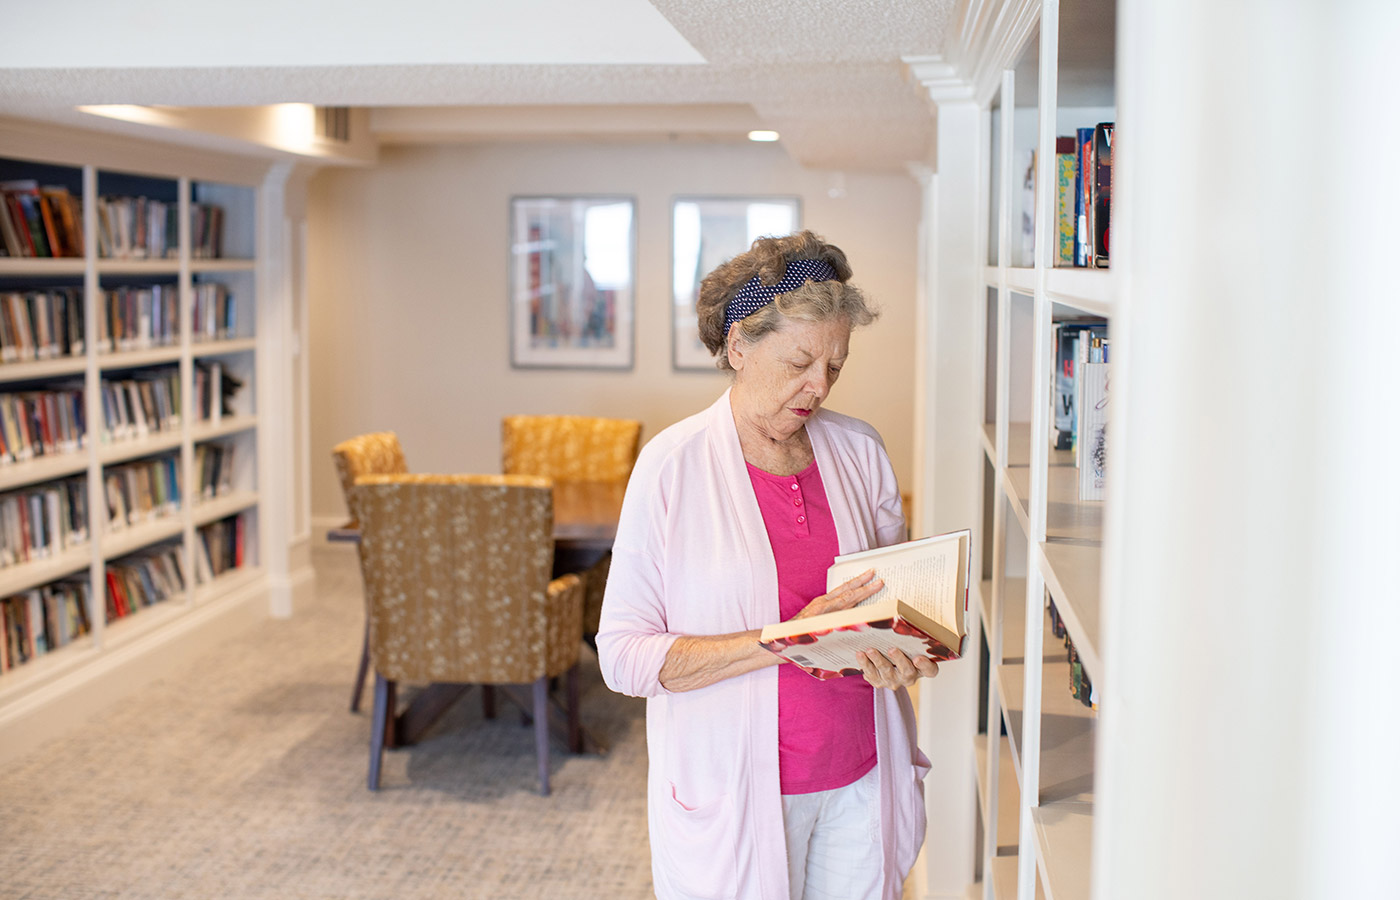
[0,477,85,567]
[1052,320,1109,452]
[1,181,51,258]
[105,546,185,621]
[759,529,971,680]
[42,186,83,258]
[0,191,26,257]
[196,443,235,498]
[1056,136,1077,266]
[1052,322,1078,450]
[1092,123,1114,268]
[1075,127,1094,267]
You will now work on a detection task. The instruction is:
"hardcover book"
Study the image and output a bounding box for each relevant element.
[1055,137,1077,266]
[1074,127,1095,267]
[758,529,971,679]
[1092,123,1114,268]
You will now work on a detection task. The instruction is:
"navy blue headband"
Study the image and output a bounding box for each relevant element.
[723,258,837,337]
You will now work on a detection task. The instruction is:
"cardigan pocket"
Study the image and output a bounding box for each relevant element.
[656,783,739,899]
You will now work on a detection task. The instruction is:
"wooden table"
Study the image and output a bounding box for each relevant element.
[332,479,626,756]
[328,478,625,554]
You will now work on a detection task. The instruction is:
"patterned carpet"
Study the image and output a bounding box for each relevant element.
[0,550,654,900]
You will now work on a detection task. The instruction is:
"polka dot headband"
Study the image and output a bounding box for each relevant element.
[723,258,838,337]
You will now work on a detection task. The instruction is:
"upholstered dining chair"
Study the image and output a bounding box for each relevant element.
[501,415,642,484]
[501,415,641,637]
[353,473,586,795]
[331,432,409,713]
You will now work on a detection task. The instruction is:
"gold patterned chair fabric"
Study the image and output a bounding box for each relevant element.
[353,473,586,794]
[332,431,408,529]
[501,415,640,637]
[501,415,642,483]
[331,431,409,713]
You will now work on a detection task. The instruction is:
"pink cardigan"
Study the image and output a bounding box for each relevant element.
[597,389,930,900]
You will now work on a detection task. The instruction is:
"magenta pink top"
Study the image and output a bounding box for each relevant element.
[746,460,877,795]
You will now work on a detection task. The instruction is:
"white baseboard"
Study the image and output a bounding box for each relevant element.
[268,536,319,617]
[0,575,269,766]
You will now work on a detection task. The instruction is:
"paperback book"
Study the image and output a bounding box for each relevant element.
[1077,355,1111,501]
[759,529,971,680]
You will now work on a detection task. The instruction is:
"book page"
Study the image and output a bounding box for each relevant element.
[768,619,948,677]
[829,537,962,631]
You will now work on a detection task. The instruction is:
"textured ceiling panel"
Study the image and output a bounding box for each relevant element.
[0,0,957,172]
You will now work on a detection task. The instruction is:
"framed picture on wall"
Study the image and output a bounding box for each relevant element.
[509,195,636,369]
[671,196,801,371]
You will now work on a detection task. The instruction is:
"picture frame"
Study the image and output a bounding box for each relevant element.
[671,196,801,371]
[509,195,636,369]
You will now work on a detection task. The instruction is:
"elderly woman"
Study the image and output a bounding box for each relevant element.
[597,231,935,900]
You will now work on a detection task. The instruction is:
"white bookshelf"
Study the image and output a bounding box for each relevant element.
[912,1,1115,897]
[0,139,270,735]
[914,2,1399,897]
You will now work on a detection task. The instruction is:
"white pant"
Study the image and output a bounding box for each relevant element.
[781,766,883,900]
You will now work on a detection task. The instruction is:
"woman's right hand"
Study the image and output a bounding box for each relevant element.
[790,569,884,621]
[658,571,885,693]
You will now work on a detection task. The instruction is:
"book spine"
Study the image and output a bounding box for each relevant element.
[1092,123,1114,268]
[1077,359,1110,501]
[1056,149,1077,265]
[1075,126,1094,267]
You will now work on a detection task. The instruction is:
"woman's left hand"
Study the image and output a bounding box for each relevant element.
[856,648,939,690]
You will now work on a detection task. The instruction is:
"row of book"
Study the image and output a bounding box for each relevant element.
[0,289,85,363]
[0,388,86,463]
[0,181,83,259]
[0,509,251,670]
[197,514,245,583]
[102,362,247,439]
[105,454,181,530]
[195,443,236,500]
[193,361,243,423]
[1056,123,1114,268]
[1048,598,1096,709]
[102,371,181,442]
[106,544,186,622]
[0,580,90,672]
[192,282,237,342]
[1051,320,1112,501]
[97,197,226,261]
[0,282,242,365]
[0,477,88,570]
[0,365,245,462]
[98,284,179,351]
[99,282,238,348]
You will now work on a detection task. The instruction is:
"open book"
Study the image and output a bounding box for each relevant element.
[758,529,971,680]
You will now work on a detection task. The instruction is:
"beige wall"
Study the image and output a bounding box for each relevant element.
[308,140,920,522]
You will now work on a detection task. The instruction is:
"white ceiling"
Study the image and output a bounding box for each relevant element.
[0,0,960,173]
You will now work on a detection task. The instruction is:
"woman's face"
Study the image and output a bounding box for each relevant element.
[729,314,852,443]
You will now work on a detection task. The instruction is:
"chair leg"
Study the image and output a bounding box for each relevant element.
[368,674,393,791]
[533,676,551,796]
[566,663,582,754]
[350,619,370,712]
[481,684,497,719]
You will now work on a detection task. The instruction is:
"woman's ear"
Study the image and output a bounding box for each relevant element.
[726,331,745,372]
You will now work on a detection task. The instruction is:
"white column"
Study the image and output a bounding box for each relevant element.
[909,58,985,898]
[256,161,315,617]
[1094,2,1400,898]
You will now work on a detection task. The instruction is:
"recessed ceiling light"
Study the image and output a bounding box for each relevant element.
[747,130,780,142]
